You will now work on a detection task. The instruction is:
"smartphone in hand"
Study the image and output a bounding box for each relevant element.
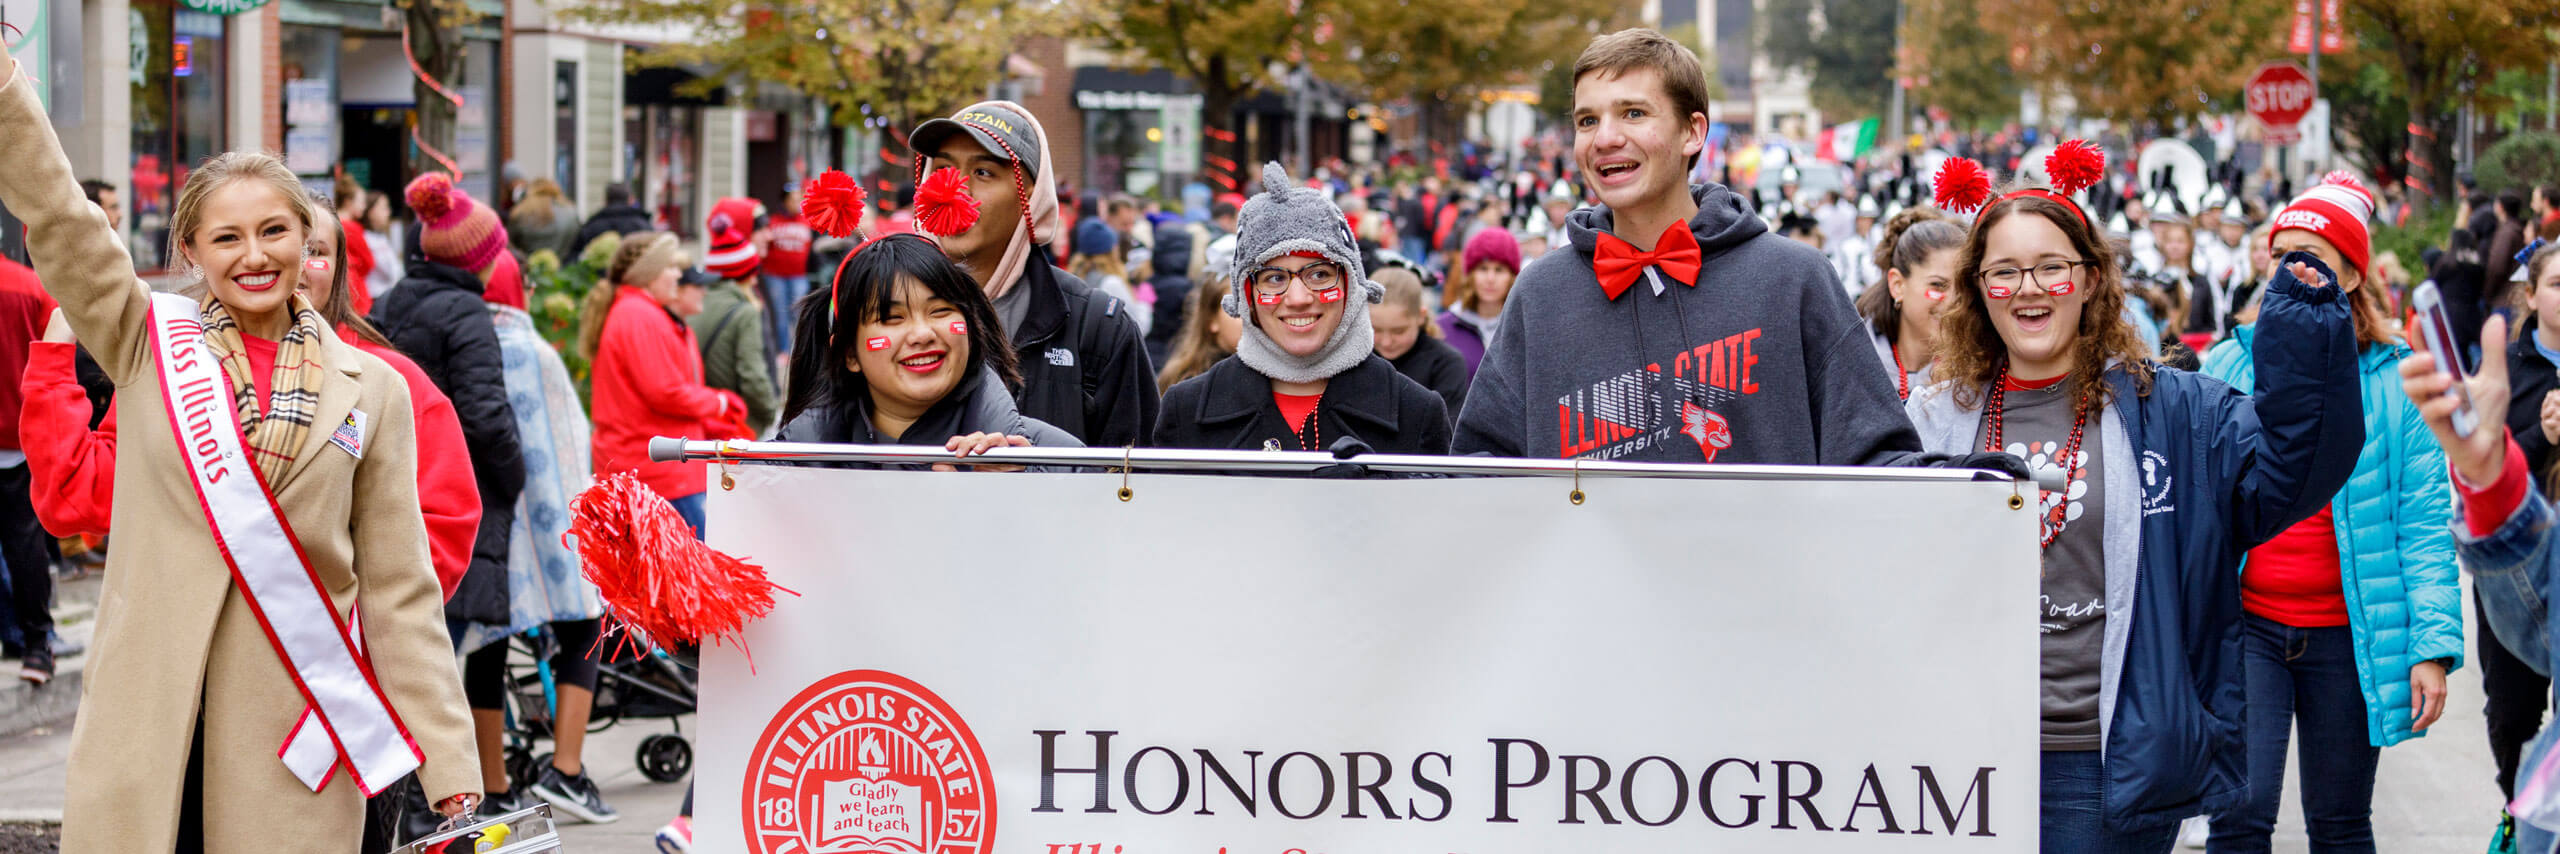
[2411,281,2480,437]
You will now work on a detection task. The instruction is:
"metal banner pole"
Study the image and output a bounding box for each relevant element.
[649,437,2022,485]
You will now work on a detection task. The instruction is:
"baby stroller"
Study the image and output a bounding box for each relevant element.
[499,623,700,789]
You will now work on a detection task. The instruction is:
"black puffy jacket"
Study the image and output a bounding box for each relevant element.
[568,204,654,258]
[370,257,524,624]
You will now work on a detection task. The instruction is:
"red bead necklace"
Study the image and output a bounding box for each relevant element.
[1293,391,1326,451]
[1983,361,2088,549]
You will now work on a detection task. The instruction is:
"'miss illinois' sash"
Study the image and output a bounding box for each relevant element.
[147,292,420,794]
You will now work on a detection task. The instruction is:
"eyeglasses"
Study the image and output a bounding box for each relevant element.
[1981,260,2086,299]
[1247,262,1346,300]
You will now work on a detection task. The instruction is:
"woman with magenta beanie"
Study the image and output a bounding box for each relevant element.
[1438,226,1520,377]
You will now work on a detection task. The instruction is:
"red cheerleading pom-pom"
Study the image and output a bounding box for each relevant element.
[800,169,865,238]
[1933,157,1994,215]
[567,471,795,664]
[915,167,983,237]
[2045,140,2106,197]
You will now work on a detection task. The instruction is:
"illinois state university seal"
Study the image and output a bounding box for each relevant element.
[743,670,995,854]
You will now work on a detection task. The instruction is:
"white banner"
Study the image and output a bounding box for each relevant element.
[700,466,2041,853]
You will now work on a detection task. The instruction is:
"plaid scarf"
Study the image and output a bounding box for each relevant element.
[201,294,330,484]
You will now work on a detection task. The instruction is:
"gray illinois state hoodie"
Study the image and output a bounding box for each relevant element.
[1453,182,1927,465]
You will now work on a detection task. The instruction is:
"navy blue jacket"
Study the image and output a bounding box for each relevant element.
[1905,253,2363,831]
[2095,258,2364,830]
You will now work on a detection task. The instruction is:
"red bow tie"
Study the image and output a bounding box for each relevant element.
[1593,223,1702,300]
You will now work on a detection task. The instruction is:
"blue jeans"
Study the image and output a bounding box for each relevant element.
[763,274,811,352]
[669,492,706,541]
[2208,615,2381,853]
[2044,750,2178,853]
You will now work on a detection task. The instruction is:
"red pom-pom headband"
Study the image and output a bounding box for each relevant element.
[1934,139,2105,227]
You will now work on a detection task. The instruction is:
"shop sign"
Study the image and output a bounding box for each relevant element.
[1074,90,1203,112]
[180,0,275,14]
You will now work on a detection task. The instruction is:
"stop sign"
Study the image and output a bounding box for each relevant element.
[2246,63,2316,132]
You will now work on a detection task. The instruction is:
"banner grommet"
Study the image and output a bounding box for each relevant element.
[1569,458,1586,506]
[1118,445,1136,502]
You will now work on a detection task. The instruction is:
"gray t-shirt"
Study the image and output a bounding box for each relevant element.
[1989,380,2107,751]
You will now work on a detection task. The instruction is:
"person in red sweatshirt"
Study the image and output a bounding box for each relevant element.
[587,231,744,535]
[0,254,55,679]
[764,184,814,353]
[15,211,482,600]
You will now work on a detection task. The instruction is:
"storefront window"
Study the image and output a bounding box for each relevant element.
[129,0,229,272]
[624,104,699,238]
[554,61,578,199]
[454,38,500,205]
[281,25,340,195]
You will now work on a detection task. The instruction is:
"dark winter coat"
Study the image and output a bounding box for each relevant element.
[568,203,654,258]
[772,370,1081,469]
[1389,336,1469,426]
[1008,260,1161,448]
[370,257,525,624]
[1155,354,1450,455]
[2509,322,2560,477]
[1146,226,1197,368]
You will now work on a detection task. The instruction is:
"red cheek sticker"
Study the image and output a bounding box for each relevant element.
[1984,283,2016,299]
[1923,288,1946,301]
[1255,292,1283,306]
[2046,279,2077,296]
[1316,287,1345,303]
[865,337,892,351]
[949,320,968,335]
[306,258,331,273]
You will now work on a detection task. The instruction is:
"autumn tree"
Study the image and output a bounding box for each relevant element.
[1900,0,2020,129]
[1090,0,1624,185]
[2340,0,2560,203]
[1083,0,1311,189]
[1761,0,1896,120]
[1329,0,1628,141]
[398,0,477,180]
[1984,0,2289,125]
[566,0,1067,139]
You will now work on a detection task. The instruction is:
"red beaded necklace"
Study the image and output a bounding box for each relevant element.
[1983,361,2088,549]
[1293,391,1326,451]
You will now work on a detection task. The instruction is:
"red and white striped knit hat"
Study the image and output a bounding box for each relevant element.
[704,197,766,281]
[2268,172,2376,277]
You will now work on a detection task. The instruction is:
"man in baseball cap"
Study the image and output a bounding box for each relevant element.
[908,100,1158,447]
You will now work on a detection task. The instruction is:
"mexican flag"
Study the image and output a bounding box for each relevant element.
[1817,118,1878,163]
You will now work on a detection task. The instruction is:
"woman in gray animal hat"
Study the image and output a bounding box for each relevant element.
[1154,163,1450,456]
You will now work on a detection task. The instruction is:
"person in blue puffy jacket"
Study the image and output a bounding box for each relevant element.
[2196,178,2463,853]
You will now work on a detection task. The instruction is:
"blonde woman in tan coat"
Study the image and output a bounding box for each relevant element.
[0,43,479,850]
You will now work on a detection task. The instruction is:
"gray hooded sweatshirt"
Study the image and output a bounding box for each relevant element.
[1453,182,1927,464]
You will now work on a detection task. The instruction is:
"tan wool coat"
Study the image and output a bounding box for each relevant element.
[0,52,479,852]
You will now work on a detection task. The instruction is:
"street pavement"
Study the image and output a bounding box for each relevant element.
[0,582,2528,852]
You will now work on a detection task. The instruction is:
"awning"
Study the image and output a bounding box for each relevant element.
[627,64,730,107]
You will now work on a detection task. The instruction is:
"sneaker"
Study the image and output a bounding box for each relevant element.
[49,632,81,659]
[529,763,620,824]
[18,643,52,685]
[654,815,692,854]
[2178,815,2209,848]
[481,788,529,815]
[2493,811,2519,854]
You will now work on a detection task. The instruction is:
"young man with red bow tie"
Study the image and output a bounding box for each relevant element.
[1452,28,1928,465]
